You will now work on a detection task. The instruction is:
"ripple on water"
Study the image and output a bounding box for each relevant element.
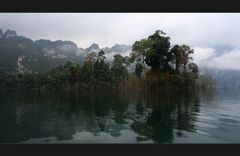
[198,113,218,121]
[196,130,211,136]
[196,122,218,129]
[218,118,240,126]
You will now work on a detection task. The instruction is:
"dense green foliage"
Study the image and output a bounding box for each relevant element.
[135,63,144,78]
[0,30,214,90]
[0,50,130,89]
[130,30,201,90]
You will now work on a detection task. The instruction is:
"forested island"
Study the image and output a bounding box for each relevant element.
[0,30,215,91]
[3,13,240,144]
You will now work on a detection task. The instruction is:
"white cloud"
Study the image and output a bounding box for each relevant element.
[193,47,240,71]
[105,50,131,60]
[205,49,240,71]
[193,47,217,67]
[0,13,240,49]
[1,13,240,70]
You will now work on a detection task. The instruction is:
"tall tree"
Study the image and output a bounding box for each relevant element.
[178,45,194,72]
[85,52,97,62]
[81,61,94,86]
[135,63,144,78]
[131,30,171,73]
[188,62,199,78]
[75,64,81,84]
[94,51,110,85]
[169,45,180,73]
[169,44,194,73]
[97,50,106,61]
[111,54,129,83]
[85,52,98,87]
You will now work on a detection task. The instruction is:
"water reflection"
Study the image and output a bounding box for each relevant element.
[0,89,214,143]
[130,90,201,143]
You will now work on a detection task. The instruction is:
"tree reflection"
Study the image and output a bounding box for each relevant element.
[0,89,215,143]
[130,90,202,143]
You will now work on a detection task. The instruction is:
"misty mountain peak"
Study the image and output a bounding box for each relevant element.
[101,47,111,53]
[110,44,131,52]
[3,29,17,39]
[85,43,100,52]
[89,43,100,49]
[0,27,134,73]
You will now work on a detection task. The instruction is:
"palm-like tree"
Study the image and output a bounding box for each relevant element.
[169,44,194,73]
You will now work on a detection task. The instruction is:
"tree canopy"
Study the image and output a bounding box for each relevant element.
[0,30,209,91]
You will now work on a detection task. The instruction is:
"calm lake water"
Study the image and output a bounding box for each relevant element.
[0,88,240,143]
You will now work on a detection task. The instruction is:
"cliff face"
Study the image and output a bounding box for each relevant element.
[0,28,132,74]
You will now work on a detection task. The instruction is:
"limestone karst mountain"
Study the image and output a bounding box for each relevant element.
[0,28,132,74]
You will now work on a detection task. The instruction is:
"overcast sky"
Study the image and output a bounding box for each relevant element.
[0,13,240,70]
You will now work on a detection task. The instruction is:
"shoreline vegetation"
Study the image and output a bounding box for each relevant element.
[0,30,215,92]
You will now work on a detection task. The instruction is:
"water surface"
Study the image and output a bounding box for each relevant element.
[0,88,240,143]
